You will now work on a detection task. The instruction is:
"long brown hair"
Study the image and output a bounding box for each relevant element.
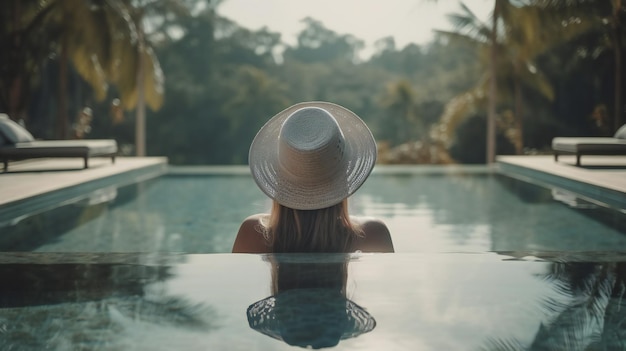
[260,199,362,253]
[268,255,349,295]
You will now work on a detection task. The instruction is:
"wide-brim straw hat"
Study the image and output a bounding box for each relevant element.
[249,101,377,210]
[247,288,376,349]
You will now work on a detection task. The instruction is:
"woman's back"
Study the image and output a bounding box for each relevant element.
[231,101,394,254]
[232,213,394,253]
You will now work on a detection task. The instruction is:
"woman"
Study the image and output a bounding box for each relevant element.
[232,101,394,253]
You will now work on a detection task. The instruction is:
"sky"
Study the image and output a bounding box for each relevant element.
[217,0,493,58]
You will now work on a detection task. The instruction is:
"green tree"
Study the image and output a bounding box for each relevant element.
[533,0,625,132]
[380,79,423,145]
[0,0,55,122]
[124,0,198,155]
[283,17,364,64]
[0,0,166,140]
[435,1,588,159]
[146,5,220,163]
[220,65,290,163]
[50,0,160,139]
[146,4,287,164]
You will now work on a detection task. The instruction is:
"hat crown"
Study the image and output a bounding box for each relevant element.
[278,107,346,182]
[248,101,376,210]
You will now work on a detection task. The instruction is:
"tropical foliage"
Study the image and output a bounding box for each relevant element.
[0,0,623,164]
[479,258,626,350]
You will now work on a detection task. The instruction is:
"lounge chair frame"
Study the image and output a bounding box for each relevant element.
[552,136,626,166]
[1,140,118,172]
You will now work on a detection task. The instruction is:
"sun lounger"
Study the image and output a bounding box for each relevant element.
[0,114,117,172]
[552,124,626,166]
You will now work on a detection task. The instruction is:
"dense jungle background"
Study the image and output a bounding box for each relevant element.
[0,0,624,164]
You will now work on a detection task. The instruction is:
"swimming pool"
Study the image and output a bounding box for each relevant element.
[2,252,626,350]
[1,166,624,253]
[1,165,626,350]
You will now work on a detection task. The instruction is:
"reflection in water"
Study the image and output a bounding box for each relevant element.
[3,172,625,254]
[483,257,626,350]
[0,180,153,251]
[247,254,376,349]
[0,256,215,350]
[356,173,626,253]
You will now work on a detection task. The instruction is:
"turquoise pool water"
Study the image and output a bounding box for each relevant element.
[1,166,626,350]
[1,167,624,253]
[1,252,626,350]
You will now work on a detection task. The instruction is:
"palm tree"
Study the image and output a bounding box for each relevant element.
[124,0,203,156]
[610,0,624,131]
[0,0,167,142]
[535,0,625,132]
[0,0,57,122]
[487,1,499,163]
[434,1,513,160]
[434,1,588,159]
[47,0,130,138]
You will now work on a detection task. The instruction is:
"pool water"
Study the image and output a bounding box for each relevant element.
[1,168,624,253]
[1,166,626,350]
[1,252,626,351]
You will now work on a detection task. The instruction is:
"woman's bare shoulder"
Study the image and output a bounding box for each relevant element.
[351,216,395,253]
[232,214,270,253]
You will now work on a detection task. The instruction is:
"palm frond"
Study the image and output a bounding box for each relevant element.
[444,1,493,43]
[58,0,113,100]
[458,1,486,26]
[446,13,476,31]
[479,336,526,351]
[433,30,487,47]
[432,79,488,145]
[530,263,617,349]
[109,296,215,330]
[143,47,165,111]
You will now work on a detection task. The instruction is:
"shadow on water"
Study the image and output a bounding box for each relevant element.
[481,255,626,351]
[0,254,216,350]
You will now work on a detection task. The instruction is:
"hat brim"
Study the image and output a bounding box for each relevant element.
[247,288,376,348]
[249,102,376,210]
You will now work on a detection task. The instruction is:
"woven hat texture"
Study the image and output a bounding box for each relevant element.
[249,101,376,210]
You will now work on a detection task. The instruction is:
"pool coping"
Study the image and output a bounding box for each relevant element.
[166,164,493,176]
[3,251,626,264]
[1,156,624,224]
[0,157,167,225]
[497,155,626,210]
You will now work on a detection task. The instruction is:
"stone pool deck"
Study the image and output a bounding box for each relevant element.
[0,157,167,222]
[497,155,626,209]
[0,155,624,209]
